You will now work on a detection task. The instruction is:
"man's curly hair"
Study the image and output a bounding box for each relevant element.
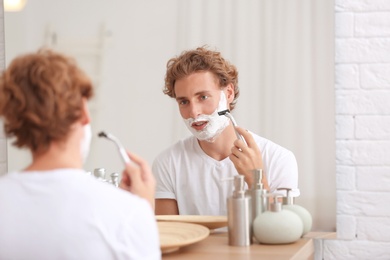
[164,46,239,111]
[0,49,93,153]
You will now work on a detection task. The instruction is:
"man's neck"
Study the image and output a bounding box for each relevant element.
[197,124,238,161]
[25,140,83,172]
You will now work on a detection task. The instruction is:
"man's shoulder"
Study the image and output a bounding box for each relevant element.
[250,131,294,156]
[154,135,196,159]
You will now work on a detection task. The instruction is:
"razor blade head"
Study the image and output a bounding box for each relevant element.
[97,131,107,138]
[217,109,230,116]
[97,131,120,146]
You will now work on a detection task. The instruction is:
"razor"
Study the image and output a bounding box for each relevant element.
[97,131,131,164]
[218,109,246,143]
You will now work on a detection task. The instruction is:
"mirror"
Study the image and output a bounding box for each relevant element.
[4,0,335,231]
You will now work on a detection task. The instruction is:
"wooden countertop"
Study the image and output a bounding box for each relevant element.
[162,231,336,260]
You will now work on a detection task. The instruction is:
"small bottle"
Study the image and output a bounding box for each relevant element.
[253,193,303,244]
[277,188,312,236]
[227,175,252,246]
[247,169,268,224]
[110,172,120,187]
[93,168,107,182]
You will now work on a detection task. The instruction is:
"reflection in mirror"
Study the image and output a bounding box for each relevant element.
[4,0,335,231]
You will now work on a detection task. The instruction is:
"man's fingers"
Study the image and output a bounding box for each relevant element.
[235,126,256,148]
[127,151,154,182]
[126,163,143,185]
[119,173,130,190]
[127,151,147,166]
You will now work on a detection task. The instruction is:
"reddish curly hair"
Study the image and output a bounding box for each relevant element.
[0,49,93,153]
[163,46,240,110]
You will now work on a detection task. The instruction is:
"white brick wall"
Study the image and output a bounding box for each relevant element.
[326,0,390,258]
[361,64,390,89]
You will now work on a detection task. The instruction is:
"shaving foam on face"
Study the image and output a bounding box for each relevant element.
[183,91,230,142]
[80,124,92,163]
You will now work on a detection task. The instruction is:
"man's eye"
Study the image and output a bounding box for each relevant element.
[179,100,188,105]
[201,95,208,100]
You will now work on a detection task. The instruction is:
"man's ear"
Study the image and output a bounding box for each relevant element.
[80,98,91,125]
[226,83,235,103]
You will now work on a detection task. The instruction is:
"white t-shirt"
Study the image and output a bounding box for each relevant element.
[0,169,161,260]
[152,133,299,216]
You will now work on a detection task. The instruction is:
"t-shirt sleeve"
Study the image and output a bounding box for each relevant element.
[152,155,176,200]
[268,150,300,197]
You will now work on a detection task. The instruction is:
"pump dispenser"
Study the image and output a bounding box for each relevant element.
[253,193,303,244]
[93,168,107,182]
[227,175,252,246]
[277,188,313,236]
[110,172,120,187]
[247,169,268,223]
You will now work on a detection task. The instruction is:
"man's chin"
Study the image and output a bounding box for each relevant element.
[194,133,216,143]
[195,131,222,143]
[202,137,217,143]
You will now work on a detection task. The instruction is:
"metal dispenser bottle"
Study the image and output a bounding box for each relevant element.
[227,175,252,246]
[247,169,268,224]
[93,168,107,182]
[110,172,120,187]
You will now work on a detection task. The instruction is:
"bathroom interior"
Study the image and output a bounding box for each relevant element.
[2,0,389,258]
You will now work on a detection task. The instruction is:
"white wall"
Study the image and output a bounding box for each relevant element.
[318,0,390,259]
[4,0,179,173]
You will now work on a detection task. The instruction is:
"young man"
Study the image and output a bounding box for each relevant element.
[0,49,161,259]
[153,46,299,215]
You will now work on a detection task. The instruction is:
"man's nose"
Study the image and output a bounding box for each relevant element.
[188,102,201,119]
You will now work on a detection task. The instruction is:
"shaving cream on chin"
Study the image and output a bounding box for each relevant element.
[183,91,230,142]
[80,124,92,163]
